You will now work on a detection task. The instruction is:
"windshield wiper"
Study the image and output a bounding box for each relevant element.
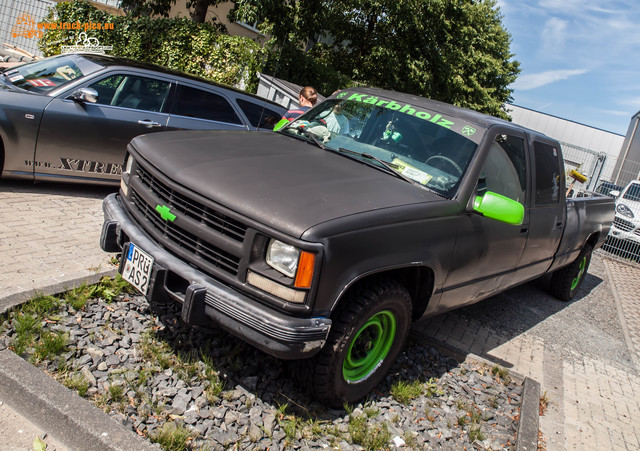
[296,125,325,150]
[337,147,424,187]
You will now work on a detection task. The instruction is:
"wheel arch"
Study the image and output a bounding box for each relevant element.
[331,265,435,322]
[585,232,600,250]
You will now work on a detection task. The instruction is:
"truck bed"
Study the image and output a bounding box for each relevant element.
[551,194,615,271]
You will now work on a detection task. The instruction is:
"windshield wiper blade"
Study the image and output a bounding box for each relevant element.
[337,147,423,187]
[296,126,325,150]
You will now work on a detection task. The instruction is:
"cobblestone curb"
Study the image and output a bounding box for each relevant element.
[0,349,158,451]
[0,268,117,315]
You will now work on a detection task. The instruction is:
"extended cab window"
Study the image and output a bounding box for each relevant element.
[480,134,526,203]
[533,141,562,205]
[172,85,241,124]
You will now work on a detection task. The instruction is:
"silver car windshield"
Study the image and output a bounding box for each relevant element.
[280,98,480,197]
[3,54,103,94]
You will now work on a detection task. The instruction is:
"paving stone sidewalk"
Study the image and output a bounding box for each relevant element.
[0,180,117,312]
[413,254,640,450]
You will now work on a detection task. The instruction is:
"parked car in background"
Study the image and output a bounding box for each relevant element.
[595,181,624,198]
[605,180,640,260]
[0,53,285,185]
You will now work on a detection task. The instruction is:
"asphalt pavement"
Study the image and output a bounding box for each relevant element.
[0,179,638,450]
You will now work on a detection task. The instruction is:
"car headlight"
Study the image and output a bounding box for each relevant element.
[266,239,300,278]
[616,203,634,218]
[120,154,134,197]
[123,153,134,175]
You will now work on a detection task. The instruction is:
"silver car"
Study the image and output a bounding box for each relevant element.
[0,53,285,185]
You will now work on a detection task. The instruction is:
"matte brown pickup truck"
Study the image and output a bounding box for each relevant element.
[101,87,614,404]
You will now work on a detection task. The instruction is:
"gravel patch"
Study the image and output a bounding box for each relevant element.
[0,291,522,450]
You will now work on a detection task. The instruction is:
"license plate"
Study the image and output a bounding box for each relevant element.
[122,243,154,295]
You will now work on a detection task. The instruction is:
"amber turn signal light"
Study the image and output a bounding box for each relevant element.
[294,251,316,288]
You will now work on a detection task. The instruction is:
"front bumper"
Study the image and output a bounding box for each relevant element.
[609,215,640,245]
[100,193,331,359]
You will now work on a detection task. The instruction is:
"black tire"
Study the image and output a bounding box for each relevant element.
[302,279,412,406]
[549,244,593,301]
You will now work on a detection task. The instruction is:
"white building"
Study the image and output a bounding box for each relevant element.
[505,104,625,192]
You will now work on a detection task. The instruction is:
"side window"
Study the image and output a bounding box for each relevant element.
[480,134,527,203]
[236,98,282,130]
[533,141,562,205]
[87,74,125,105]
[96,75,170,112]
[172,85,241,124]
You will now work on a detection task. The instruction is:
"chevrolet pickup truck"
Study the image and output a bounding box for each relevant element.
[100,87,615,405]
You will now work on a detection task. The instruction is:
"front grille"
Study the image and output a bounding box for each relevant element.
[130,163,247,277]
[136,165,247,242]
[613,217,635,232]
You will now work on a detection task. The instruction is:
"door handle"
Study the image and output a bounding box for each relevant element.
[555,222,563,228]
[520,227,528,234]
[138,120,161,128]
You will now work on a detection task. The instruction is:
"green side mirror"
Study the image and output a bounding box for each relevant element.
[473,191,524,225]
[272,118,289,132]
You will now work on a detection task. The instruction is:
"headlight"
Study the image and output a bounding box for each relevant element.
[266,239,300,278]
[120,154,133,197]
[616,203,634,218]
[123,153,134,175]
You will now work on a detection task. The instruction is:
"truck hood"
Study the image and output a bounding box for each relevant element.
[131,130,443,238]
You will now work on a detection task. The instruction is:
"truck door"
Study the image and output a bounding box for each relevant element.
[439,131,530,309]
[517,140,565,279]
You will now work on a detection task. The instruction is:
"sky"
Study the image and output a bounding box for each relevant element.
[496,0,640,136]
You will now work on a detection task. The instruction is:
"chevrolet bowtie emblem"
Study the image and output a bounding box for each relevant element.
[155,204,176,222]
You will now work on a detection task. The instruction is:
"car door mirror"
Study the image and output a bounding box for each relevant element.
[473,191,524,225]
[70,87,98,104]
[609,190,620,198]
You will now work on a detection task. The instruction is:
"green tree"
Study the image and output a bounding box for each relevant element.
[119,0,227,24]
[233,0,520,118]
[38,1,265,91]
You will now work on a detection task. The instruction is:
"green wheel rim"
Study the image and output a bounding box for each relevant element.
[343,310,397,382]
[571,256,587,291]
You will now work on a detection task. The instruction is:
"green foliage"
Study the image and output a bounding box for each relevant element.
[150,422,193,450]
[62,371,90,397]
[234,0,520,118]
[348,414,391,450]
[38,1,265,91]
[469,424,486,442]
[390,379,424,404]
[19,294,61,316]
[33,330,68,362]
[491,365,511,385]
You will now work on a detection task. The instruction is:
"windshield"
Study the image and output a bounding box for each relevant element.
[623,183,640,202]
[278,95,480,197]
[2,54,104,94]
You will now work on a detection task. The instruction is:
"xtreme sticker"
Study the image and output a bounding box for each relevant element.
[344,92,455,129]
[24,158,122,175]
